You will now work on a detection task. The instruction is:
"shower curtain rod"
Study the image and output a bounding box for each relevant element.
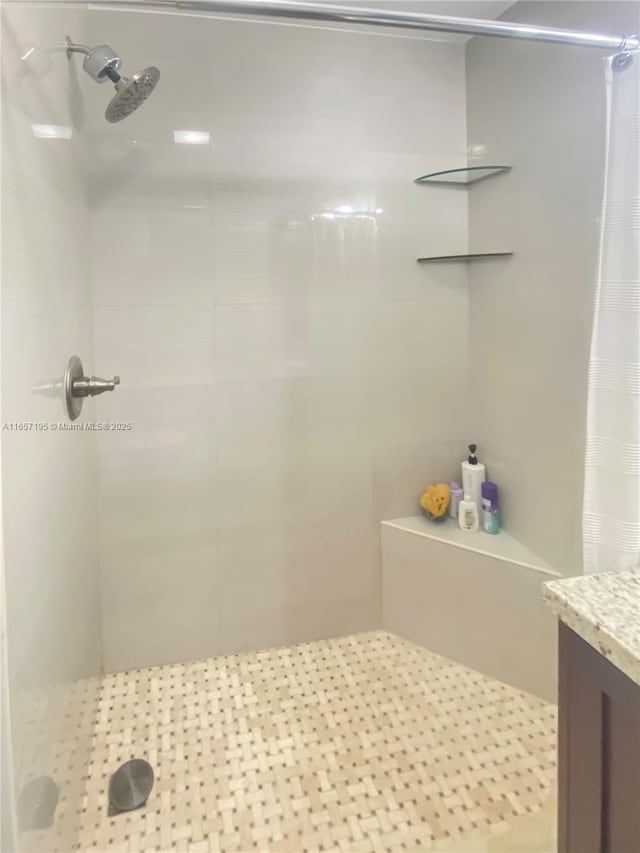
[74,0,639,51]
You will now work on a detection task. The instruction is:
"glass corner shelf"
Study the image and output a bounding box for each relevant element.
[415,165,511,185]
[417,252,513,263]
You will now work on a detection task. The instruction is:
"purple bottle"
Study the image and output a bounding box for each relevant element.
[481,482,499,534]
[449,482,463,519]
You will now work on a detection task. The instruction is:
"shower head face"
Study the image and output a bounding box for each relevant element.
[105,66,160,123]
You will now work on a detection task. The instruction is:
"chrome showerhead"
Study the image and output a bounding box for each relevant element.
[65,37,160,123]
[105,67,160,123]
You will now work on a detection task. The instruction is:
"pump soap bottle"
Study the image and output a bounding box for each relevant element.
[461,444,486,513]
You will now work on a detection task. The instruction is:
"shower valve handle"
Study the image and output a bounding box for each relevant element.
[71,375,120,398]
[64,355,120,421]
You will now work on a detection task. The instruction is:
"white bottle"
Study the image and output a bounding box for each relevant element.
[461,443,486,514]
[458,493,479,531]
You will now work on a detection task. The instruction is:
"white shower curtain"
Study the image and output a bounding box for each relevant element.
[584,53,640,574]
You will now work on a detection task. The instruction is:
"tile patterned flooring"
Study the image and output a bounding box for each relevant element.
[69,631,557,853]
[14,676,103,853]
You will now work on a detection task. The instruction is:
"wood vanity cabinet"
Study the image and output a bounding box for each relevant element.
[558,622,640,853]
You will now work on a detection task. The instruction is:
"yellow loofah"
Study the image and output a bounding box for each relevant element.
[420,483,450,519]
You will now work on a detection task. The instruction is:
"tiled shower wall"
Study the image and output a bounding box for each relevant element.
[86,10,471,672]
[1,3,102,850]
[466,0,640,574]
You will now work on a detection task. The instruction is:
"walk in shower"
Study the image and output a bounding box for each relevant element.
[1,1,638,851]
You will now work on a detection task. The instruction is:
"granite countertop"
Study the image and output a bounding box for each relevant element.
[543,570,640,687]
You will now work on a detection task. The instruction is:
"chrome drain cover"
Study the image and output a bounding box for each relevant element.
[108,759,154,816]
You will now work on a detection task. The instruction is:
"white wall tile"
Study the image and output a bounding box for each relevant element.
[216,453,373,530]
[86,8,470,670]
[94,304,214,347]
[93,342,216,389]
[91,219,215,306]
[216,377,369,464]
[1,5,101,850]
[373,440,465,521]
[367,297,468,370]
[100,544,219,672]
[219,515,376,612]
[368,366,468,446]
[465,0,640,574]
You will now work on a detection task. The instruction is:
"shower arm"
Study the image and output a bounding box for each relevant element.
[65,39,91,57]
[62,0,640,52]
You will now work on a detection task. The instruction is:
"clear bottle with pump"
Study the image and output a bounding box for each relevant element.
[458,493,479,531]
[461,443,486,513]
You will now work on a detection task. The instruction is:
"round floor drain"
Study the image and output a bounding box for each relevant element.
[108,759,154,816]
[17,776,59,830]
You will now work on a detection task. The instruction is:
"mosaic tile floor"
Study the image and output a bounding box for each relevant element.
[14,676,102,853]
[72,631,556,853]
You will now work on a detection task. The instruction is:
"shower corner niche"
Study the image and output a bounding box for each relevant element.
[416,165,513,263]
[417,252,513,263]
[414,165,511,185]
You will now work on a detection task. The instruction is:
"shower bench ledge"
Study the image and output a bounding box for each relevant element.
[380,515,562,702]
[382,515,559,577]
